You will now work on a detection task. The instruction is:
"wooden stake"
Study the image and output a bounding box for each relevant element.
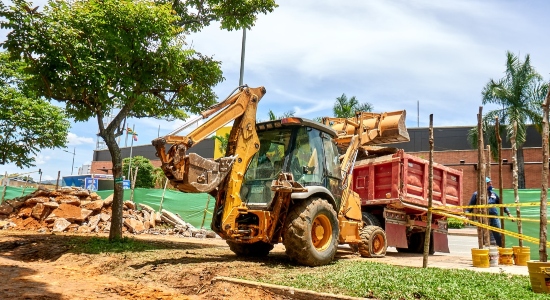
[423,114,434,268]
[511,121,523,247]
[539,85,550,262]
[496,117,505,247]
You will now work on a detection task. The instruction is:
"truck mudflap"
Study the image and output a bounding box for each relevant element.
[385,223,408,248]
[432,231,450,253]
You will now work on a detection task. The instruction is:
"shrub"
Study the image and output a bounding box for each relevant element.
[448,217,465,229]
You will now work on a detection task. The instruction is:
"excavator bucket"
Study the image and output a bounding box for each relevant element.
[359,110,409,145]
[153,139,236,193]
[328,110,410,146]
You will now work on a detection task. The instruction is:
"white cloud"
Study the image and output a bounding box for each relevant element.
[67,132,94,145]
[34,154,50,165]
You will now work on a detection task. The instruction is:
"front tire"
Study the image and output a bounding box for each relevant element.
[227,241,274,257]
[283,197,339,266]
[358,225,387,258]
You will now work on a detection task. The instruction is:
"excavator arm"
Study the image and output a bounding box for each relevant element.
[152,86,267,193]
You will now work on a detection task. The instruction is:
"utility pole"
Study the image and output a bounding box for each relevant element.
[63,147,76,175]
[239,28,246,85]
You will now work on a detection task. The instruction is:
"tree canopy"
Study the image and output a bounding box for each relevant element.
[0,0,276,240]
[123,156,155,188]
[0,52,69,168]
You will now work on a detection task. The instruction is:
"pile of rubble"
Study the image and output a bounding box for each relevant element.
[0,186,217,239]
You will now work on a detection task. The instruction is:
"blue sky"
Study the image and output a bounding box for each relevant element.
[1,0,549,181]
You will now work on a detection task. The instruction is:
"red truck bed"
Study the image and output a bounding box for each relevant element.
[352,150,462,210]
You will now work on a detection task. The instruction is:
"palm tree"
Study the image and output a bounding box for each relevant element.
[333,93,373,118]
[469,51,547,188]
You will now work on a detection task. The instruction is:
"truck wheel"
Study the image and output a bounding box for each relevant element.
[283,197,339,266]
[358,225,387,258]
[362,212,382,227]
[227,241,274,257]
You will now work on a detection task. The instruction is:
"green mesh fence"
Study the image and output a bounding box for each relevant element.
[1,186,214,229]
[95,189,215,229]
[2,186,549,259]
[497,189,548,260]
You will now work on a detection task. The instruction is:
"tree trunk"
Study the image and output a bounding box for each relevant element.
[517,145,526,189]
[103,133,124,241]
[511,121,523,247]
[539,86,550,262]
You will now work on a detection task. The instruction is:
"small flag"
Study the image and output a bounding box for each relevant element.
[127,127,133,134]
[133,133,138,141]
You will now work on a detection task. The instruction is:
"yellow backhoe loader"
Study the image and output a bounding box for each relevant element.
[152,85,409,266]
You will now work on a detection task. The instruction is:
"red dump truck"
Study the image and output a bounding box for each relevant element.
[352,149,463,254]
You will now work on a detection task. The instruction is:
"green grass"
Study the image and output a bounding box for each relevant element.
[66,236,159,254]
[248,260,545,300]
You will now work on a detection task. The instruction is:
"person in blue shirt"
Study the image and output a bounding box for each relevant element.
[466,177,513,247]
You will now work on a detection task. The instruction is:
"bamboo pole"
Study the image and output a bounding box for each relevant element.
[495,117,505,247]
[159,179,168,213]
[484,145,491,246]
[55,171,60,190]
[511,121,523,247]
[1,172,7,204]
[130,166,139,203]
[201,195,211,229]
[477,107,487,248]
[423,114,434,268]
[539,85,550,262]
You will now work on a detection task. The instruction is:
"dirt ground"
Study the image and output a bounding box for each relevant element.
[1,230,297,300]
[0,230,523,300]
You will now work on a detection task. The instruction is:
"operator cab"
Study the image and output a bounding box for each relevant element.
[240,117,342,208]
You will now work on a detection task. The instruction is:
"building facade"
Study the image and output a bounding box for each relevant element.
[91,126,547,205]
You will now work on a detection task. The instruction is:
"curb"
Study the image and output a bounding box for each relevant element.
[212,276,369,300]
[448,228,478,237]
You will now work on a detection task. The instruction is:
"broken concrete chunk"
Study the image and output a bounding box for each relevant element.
[88,214,101,229]
[52,218,71,232]
[50,203,82,223]
[84,200,104,211]
[31,203,50,220]
[123,201,136,210]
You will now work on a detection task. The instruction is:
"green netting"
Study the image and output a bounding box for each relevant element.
[497,189,548,260]
[2,186,549,259]
[94,189,215,229]
[1,186,39,200]
[1,186,214,229]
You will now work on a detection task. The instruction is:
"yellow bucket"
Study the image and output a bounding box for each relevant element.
[471,248,489,268]
[513,246,530,266]
[527,261,550,294]
[498,247,514,265]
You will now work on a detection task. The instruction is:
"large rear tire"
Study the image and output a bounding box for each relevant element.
[283,197,339,266]
[358,225,387,258]
[227,241,274,257]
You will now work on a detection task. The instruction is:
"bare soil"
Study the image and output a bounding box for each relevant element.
[1,230,357,300]
[0,230,483,300]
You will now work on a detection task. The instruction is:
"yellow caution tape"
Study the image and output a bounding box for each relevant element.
[436,201,540,210]
[467,212,538,223]
[434,210,550,248]
[438,210,540,223]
